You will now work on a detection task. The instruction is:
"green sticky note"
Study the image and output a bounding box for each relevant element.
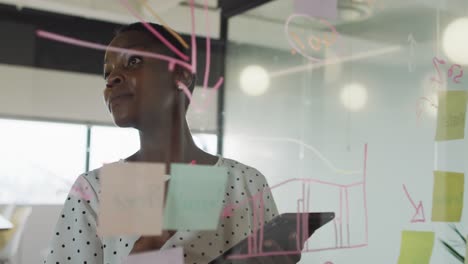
[431,171,464,222]
[435,90,467,141]
[163,164,228,230]
[397,231,435,264]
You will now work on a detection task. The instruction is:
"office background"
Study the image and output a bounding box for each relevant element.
[0,0,467,263]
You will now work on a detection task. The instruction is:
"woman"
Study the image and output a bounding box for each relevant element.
[44,22,300,264]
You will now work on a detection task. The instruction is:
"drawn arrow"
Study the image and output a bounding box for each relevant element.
[402,184,426,223]
[407,34,417,72]
[407,34,417,54]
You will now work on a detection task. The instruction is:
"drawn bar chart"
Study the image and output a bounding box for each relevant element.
[227,143,369,259]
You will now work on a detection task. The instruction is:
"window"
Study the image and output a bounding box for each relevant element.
[88,126,140,171]
[0,118,87,204]
[0,118,219,204]
[89,125,218,170]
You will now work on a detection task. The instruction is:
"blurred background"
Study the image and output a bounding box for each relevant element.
[0,0,467,263]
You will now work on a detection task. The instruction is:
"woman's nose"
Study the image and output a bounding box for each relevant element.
[106,74,124,88]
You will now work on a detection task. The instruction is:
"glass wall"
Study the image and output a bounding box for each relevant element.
[223,0,468,263]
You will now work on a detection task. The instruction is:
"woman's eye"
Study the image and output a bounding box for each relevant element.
[127,56,142,67]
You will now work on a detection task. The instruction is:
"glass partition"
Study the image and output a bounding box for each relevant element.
[223,0,468,263]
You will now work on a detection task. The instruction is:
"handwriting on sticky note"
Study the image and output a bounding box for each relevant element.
[431,171,464,222]
[398,231,435,264]
[98,162,166,236]
[163,164,228,230]
[435,90,467,141]
[122,247,184,264]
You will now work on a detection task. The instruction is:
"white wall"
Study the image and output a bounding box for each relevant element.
[0,64,217,131]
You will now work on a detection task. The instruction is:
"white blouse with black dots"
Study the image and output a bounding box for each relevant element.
[44,156,279,264]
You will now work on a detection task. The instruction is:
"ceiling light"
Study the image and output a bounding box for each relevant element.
[240,65,270,96]
[443,17,468,65]
[340,83,368,111]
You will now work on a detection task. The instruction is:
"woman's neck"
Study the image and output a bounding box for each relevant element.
[134,119,197,164]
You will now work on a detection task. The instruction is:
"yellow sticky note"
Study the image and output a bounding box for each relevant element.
[98,162,166,236]
[397,231,435,264]
[431,171,464,222]
[435,90,467,141]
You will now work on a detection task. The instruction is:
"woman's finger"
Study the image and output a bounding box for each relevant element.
[261,239,298,264]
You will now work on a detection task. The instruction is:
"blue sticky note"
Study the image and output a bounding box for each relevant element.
[163,164,228,230]
[294,0,338,20]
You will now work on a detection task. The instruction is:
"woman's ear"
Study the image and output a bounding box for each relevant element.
[173,66,194,91]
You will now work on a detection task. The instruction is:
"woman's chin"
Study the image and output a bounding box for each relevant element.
[112,116,136,128]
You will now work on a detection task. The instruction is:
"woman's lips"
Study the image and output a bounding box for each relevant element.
[110,94,134,109]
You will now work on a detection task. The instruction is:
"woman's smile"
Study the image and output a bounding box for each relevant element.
[109,94,134,110]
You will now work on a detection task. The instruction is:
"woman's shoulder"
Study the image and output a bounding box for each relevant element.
[68,167,103,203]
[219,157,262,174]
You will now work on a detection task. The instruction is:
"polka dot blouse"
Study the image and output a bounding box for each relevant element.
[44,156,278,264]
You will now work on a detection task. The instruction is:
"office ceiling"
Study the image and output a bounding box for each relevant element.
[0,0,466,64]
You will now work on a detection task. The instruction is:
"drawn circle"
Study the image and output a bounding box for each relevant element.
[285,13,339,62]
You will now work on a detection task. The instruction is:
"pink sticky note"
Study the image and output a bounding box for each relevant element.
[122,247,184,264]
[98,162,166,236]
[294,0,338,20]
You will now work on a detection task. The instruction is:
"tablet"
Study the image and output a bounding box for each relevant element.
[209,212,335,263]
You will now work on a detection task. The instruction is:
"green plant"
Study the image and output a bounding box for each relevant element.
[439,224,466,263]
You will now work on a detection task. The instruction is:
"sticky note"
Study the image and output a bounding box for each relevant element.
[435,90,467,141]
[163,164,228,230]
[98,162,166,236]
[397,231,435,264]
[293,0,338,20]
[431,171,464,222]
[122,247,183,264]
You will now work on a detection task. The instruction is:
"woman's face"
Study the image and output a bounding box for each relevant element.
[103,30,177,128]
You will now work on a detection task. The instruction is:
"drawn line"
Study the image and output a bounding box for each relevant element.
[363,143,368,242]
[119,0,189,61]
[36,30,193,71]
[228,244,368,259]
[189,0,197,73]
[270,46,401,78]
[139,0,190,49]
[202,0,211,92]
[402,184,418,209]
[234,135,362,175]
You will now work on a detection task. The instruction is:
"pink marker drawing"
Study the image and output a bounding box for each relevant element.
[224,143,369,260]
[402,184,426,223]
[69,177,94,201]
[285,14,339,62]
[36,0,222,114]
[431,56,464,85]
